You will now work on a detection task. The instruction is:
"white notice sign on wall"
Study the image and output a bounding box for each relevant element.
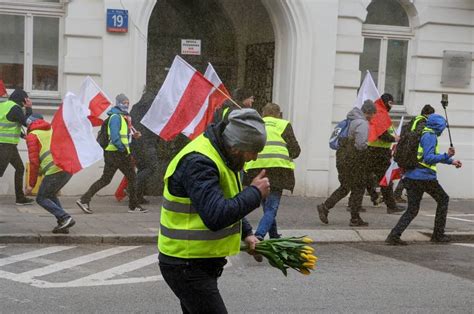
[181,39,201,55]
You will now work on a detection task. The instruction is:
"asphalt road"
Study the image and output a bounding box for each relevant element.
[0,243,473,313]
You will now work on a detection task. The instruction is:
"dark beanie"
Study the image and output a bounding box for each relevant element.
[232,88,254,102]
[9,89,29,106]
[421,104,435,116]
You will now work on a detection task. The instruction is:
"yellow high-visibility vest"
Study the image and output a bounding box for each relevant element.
[0,100,21,144]
[30,129,62,176]
[244,116,294,170]
[158,134,242,259]
[417,127,438,172]
[105,114,130,154]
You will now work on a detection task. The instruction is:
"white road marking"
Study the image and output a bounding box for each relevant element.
[452,243,474,248]
[14,246,139,282]
[423,214,473,223]
[0,246,74,267]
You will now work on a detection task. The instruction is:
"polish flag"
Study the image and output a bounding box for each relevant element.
[0,80,8,97]
[78,76,112,127]
[51,92,103,174]
[380,116,404,187]
[354,71,392,142]
[141,56,215,141]
[183,63,230,139]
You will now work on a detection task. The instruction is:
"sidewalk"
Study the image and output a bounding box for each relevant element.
[0,195,473,244]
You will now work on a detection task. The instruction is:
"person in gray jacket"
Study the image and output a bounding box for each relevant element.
[317,100,376,226]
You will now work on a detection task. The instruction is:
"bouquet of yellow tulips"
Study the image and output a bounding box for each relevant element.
[241,236,317,276]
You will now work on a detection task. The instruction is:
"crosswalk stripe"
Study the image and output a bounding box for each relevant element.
[0,246,74,267]
[453,243,474,248]
[71,253,158,282]
[16,246,140,280]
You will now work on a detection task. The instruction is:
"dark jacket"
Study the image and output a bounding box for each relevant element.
[160,122,262,264]
[405,114,453,181]
[244,122,301,192]
[337,107,370,182]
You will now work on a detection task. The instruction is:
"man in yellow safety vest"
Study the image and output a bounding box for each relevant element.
[158,108,269,313]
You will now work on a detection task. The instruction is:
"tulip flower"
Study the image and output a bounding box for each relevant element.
[241,236,318,276]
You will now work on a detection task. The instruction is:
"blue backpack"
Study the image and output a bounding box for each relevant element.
[329,119,350,150]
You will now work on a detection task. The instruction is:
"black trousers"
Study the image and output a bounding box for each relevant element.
[81,151,137,209]
[390,178,449,238]
[0,143,25,200]
[324,173,365,213]
[132,141,160,201]
[367,146,397,209]
[159,261,227,314]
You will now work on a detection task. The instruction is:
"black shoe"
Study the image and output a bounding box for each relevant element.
[431,234,451,243]
[16,197,34,206]
[53,217,75,233]
[269,233,282,239]
[349,217,369,227]
[387,205,405,214]
[76,199,92,214]
[138,198,150,205]
[385,235,407,245]
[255,235,264,241]
[317,203,329,224]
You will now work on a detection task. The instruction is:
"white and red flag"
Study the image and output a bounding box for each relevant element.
[0,79,8,97]
[78,76,112,127]
[380,116,404,187]
[51,92,103,174]
[182,63,230,139]
[141,56,216,141]
[354,71,392,142]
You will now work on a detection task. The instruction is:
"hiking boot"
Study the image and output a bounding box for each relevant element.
[317,203,329,224]
[387,205,405,214]
[52,217,75,233]
[394,196,407,203]
[16,197,34,206]
[349,217,369,227]
[128,206,149,213]
[76,199,92,214]
[430,234,451,243]
[385,235,408,246]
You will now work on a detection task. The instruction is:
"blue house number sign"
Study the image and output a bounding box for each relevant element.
[107,9,128,33]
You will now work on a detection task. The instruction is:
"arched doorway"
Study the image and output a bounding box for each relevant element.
[145,0,275,194]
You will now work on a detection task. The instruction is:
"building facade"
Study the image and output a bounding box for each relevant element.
[1,0,473,198]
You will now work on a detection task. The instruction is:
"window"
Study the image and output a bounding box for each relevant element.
[359,0,412,107]
[0,2,63,96]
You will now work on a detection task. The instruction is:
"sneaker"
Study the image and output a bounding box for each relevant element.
[430,234,451,243]
[269,233,282,239]
[255,235,264,241]
[387,205,405,214]
[76,199,92,214]
[349,217,369,227]
[128,206,149,213]
[15,197,34,206]
[52,217,75,233]
[317,203,329,224]
[372,193,383,207]
[394,196,407,203]
[385,235,408,246]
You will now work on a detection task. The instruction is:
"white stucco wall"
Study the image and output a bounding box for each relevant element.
[1,0,473,198]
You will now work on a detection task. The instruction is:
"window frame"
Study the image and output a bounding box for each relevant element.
[362,24,414,111]
[0,1,64,100]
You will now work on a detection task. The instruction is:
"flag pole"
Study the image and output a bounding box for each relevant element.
[176,55,242,109]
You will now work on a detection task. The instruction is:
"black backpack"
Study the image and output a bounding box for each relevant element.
[394,117,426,169]
[97,117,111,149]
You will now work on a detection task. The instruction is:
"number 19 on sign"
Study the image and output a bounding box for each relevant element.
[107,9,128,33]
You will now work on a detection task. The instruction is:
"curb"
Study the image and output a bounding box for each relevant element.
[1,230,473,245]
